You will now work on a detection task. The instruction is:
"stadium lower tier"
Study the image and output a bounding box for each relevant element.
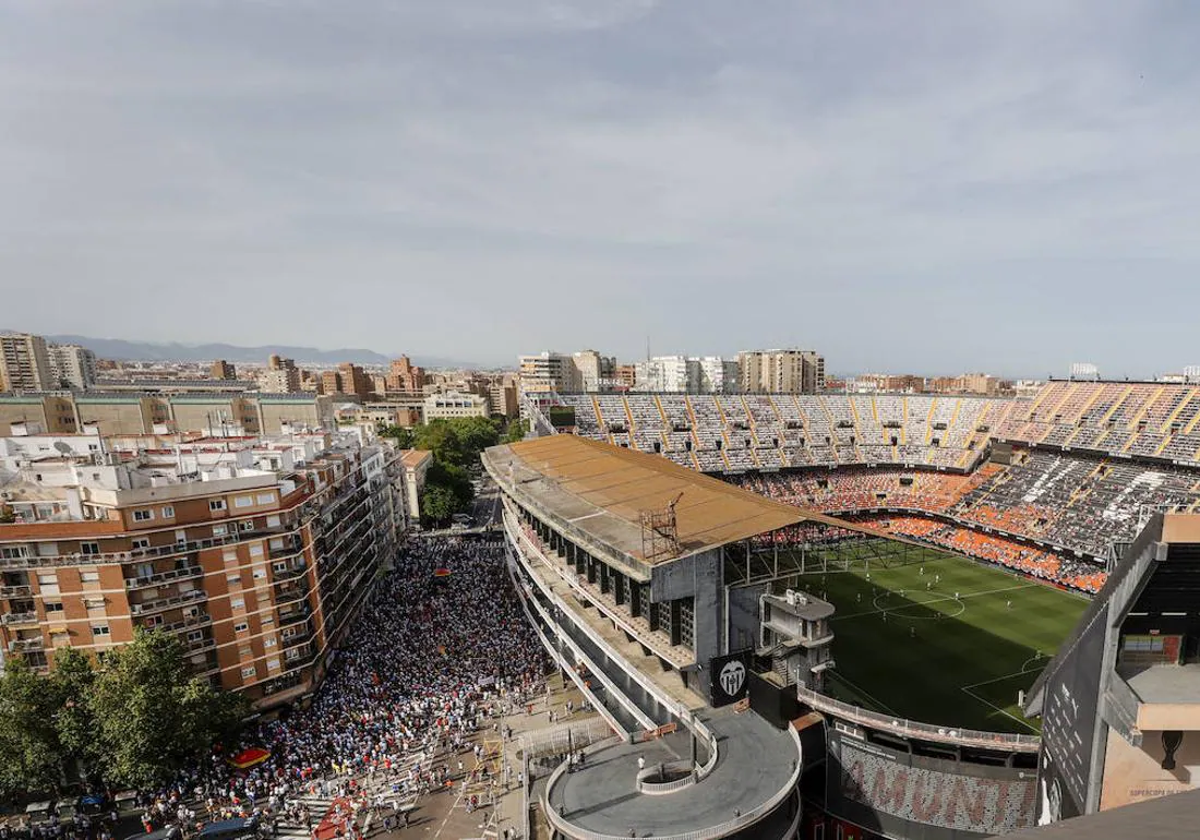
[843,515,1107,594]
[731,449,1200,566]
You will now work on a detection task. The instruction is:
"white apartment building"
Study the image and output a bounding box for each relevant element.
[423,390,490,420]
[519,352,582,394]
[572,350,616,393]
[48,344,97,390]
[632,356,737,394]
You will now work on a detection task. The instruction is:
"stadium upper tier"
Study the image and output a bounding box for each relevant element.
[995,380,1200,465]
[555,393,1009,471]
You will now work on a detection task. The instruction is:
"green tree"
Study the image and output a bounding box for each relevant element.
[377,424,414,449]
[0,658,63,797]
[49,648,99,781]
[421,483,460,526]
[413,420,465,466]
[503,418,529,444]
[90,630,246,789]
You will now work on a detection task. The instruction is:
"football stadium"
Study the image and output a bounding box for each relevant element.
[498,379,1200,840]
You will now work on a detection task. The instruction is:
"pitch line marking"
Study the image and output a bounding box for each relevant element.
[960,685,1040,734]
[831,582,1037,622]
[960,658,1047,692]
[828,671,902,717]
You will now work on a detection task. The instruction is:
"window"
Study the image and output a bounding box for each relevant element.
[132,509,154,522]
[226,574,241,586]
[209,499,227,512]
[260,614,275,626]
[84,597,105,610]
[266,515,281,528]
[44,602,63,613]
[175,530,187,544]
[212,524,228,537]
[37,572,57,586]
[233,496,255,509]
[240,520,254,532]
[241,666,256,678]
[230,598,245,610]
[249,543,264,556]
[161,506,175,518]
[80,570,100,584]
[233,622,248,633]
[252,568,266,580]
[266,657,281,671]
[131,538,150,550]
[80,542,100,556]
[238,646,252,658]
[91,625,110,637]
[263,637,277,648]
[144,615,163,627]
[0,546,29,559]
[256,493,275,506]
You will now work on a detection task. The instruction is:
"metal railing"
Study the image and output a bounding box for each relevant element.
[9,637,44,652]
[2,611,37,625]
[795,686,1041,751]
[635,761,698,795]
[0,585,32,597]
[130,587,205,616]
[124,565,203,589]
[519,718,616,759]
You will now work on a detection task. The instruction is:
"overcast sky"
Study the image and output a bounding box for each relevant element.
[3,1,1199,376]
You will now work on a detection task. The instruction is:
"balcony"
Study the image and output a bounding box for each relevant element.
[278,606,312,626]
[130,588,206,616]
[155,612,212,634]
[0,585,32,598]
[281,627,313,647]
[2,611,37,626]
[273,561,309,582]
[182,635,216,656]
[9,637,44,652]
[125,565,204,590]
[269,536,304,560]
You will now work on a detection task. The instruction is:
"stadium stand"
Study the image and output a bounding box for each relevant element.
[555,393,1006,472]
[997,381,1200,467]
[543,384,1200,595]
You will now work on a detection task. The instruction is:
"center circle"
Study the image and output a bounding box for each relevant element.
[871,590,965,620]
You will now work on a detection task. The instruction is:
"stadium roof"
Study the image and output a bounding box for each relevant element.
[486,434,868,565]
[991,788,1200,839]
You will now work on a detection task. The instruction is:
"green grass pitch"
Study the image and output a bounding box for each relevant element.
[794,540,1089,734]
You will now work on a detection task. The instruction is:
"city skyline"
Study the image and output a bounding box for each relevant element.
[6,2,1200,376]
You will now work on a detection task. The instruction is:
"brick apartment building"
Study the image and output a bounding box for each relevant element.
[0,428,409,709]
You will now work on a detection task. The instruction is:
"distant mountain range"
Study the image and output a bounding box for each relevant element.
[19,333,479,369]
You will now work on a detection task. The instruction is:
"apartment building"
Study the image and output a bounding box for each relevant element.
[0,429,409,709]
[737,348,825,394]
[210,360,238,381]
[259,356,302,394]
[572,350,616,393]
[518,352,582,394]
[0,393,335,437]
[632,355,737,394]
[386,356,426,394]
[48,345,98,390]
[0,333,55,392]
[423,390,490,420]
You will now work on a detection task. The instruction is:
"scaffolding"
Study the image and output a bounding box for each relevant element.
[641,492,684,562]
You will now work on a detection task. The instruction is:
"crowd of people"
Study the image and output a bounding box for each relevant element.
[137,537,550,839]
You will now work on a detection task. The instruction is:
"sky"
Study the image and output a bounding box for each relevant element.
[2,1,1200,376]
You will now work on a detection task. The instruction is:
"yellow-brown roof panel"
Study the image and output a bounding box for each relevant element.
[488,434,821,563]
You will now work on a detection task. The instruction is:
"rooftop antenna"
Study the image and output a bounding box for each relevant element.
[646,335,651,362]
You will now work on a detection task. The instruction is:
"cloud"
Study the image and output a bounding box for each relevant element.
[1,1,1199,375]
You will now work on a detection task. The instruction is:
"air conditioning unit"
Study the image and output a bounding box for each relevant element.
[785,589,797,606]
